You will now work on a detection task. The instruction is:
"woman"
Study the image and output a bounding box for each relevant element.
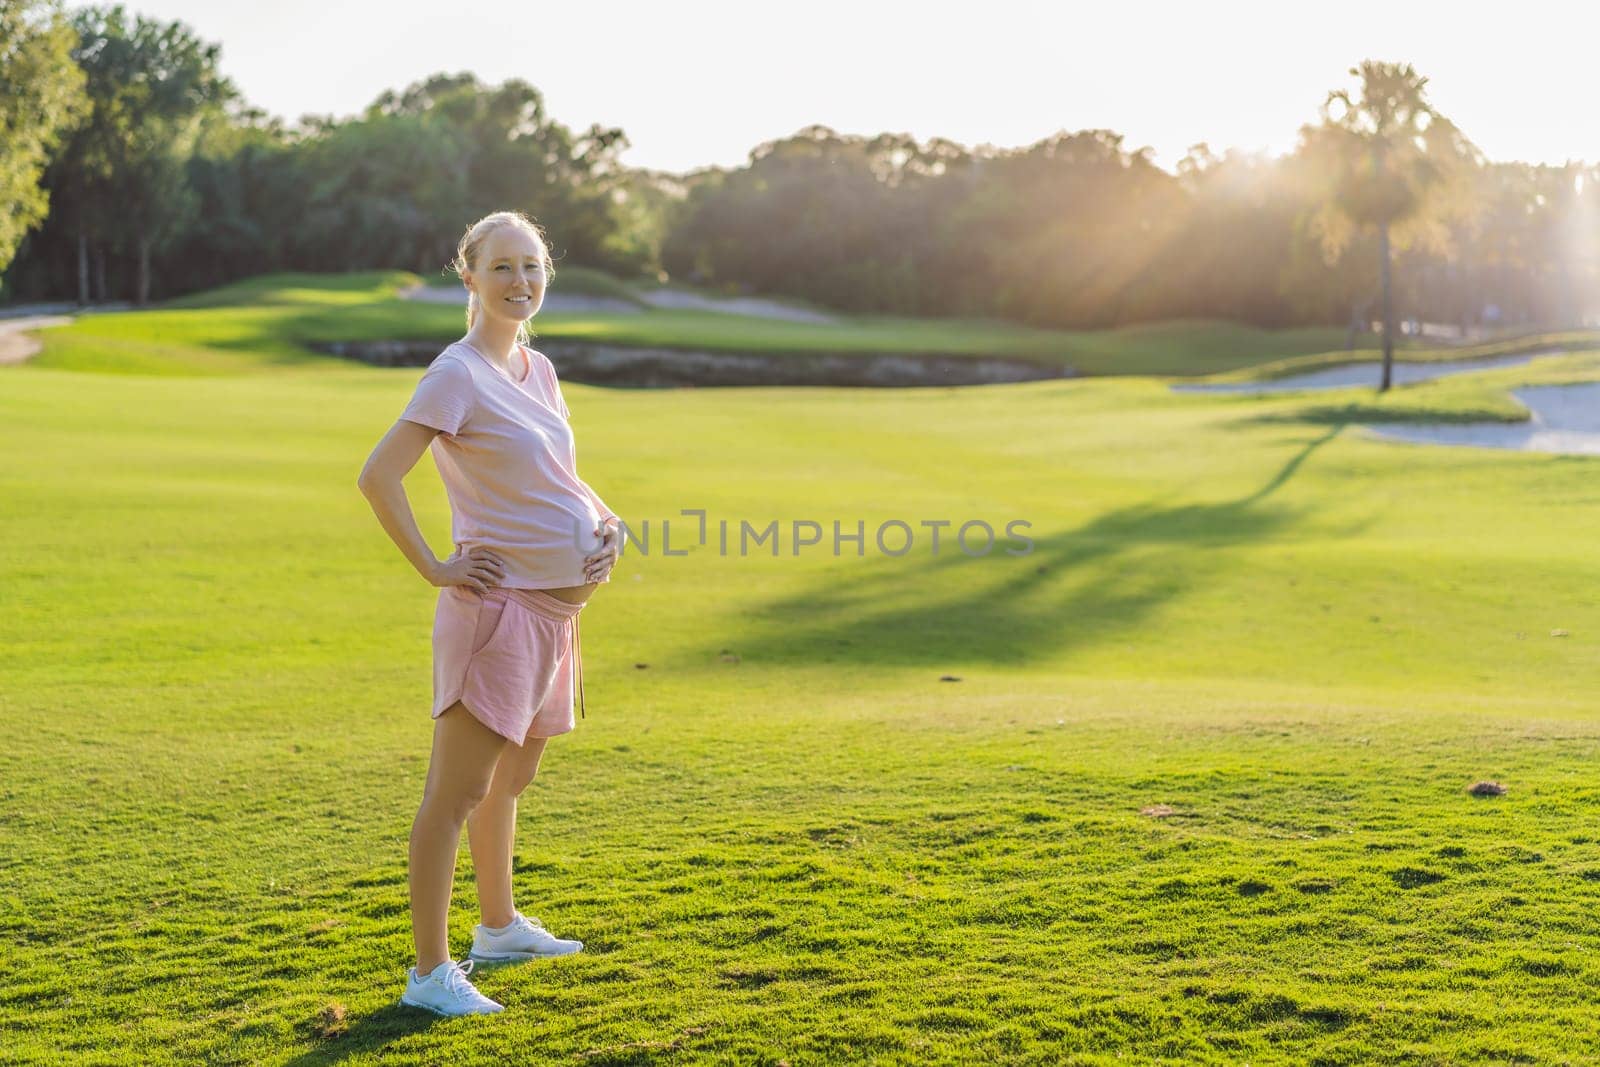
[358,211,622,1016]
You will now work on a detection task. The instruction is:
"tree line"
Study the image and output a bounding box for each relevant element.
[5,0,1597,357]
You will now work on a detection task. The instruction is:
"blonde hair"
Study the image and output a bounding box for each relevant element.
[452,211,556,343]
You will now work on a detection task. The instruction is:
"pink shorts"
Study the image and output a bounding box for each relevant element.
[432,584,586,745]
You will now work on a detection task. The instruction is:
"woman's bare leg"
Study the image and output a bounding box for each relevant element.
[467,735,550,929]
[459,580,588,927]
[410,702,509,976]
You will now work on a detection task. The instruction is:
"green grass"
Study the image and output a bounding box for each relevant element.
[34,271,432,377]
[7,281,1600,1063]
[23,270,1539,379]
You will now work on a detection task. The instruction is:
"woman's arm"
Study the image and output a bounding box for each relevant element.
[358,419,451,584]
[360,419,508,593]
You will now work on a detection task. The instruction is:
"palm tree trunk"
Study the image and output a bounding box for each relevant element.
[1379,223,1394,393]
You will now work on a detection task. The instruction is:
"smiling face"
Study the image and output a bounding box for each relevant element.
[462,225,548,323]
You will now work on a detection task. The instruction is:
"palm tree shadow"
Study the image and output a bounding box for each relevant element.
[714,423,1356,669]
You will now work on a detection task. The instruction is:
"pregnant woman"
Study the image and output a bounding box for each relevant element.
[358,211,622,1016]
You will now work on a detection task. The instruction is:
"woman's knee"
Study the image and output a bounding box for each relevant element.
[418,774,493,824]
[420,777,495,825]
[420,703,508,819]
[490,736,549,799]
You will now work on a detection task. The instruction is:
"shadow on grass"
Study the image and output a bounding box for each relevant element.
[710,424,1353,669]
[281,1002,445,1067]
[1233,400,1530,428]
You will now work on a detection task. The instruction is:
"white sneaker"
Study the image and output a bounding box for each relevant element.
[400,957,504,1016]
[469,911,584,963]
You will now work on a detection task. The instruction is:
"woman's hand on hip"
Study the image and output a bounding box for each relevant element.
[585,520,622,583]
[430,546,506,594]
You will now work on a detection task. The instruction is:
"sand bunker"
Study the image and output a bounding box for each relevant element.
[1169,350,1600,454]
[632,288,838,324]
[1172,353,1540,394]
[1365,382,1600,455]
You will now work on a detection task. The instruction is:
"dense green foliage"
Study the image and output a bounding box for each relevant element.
[32,3,237,305]
[0,0,85,282]
[665,99,1592,333]
[0,2,640,302]
[3,9,1597,339]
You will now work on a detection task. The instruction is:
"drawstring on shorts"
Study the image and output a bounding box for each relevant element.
[572,613,585,719]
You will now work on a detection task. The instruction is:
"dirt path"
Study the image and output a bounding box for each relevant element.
[0,315,72,365]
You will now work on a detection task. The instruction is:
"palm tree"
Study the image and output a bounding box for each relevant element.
[1299,62,1479,391]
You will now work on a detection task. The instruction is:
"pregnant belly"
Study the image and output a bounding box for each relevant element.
[539,581,599,605]
[459,493,607,594]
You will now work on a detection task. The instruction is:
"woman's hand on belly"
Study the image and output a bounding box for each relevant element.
[584,519,622,584]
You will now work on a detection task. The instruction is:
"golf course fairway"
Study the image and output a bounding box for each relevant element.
[5,279,1600,1064]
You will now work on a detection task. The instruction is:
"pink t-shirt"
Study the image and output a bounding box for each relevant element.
[399,340,615,589]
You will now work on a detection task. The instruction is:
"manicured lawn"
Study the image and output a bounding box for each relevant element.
[5,278,1600,1063]
[21,270,1502,378]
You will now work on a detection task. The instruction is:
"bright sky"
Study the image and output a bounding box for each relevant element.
[120,0,1600,174]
